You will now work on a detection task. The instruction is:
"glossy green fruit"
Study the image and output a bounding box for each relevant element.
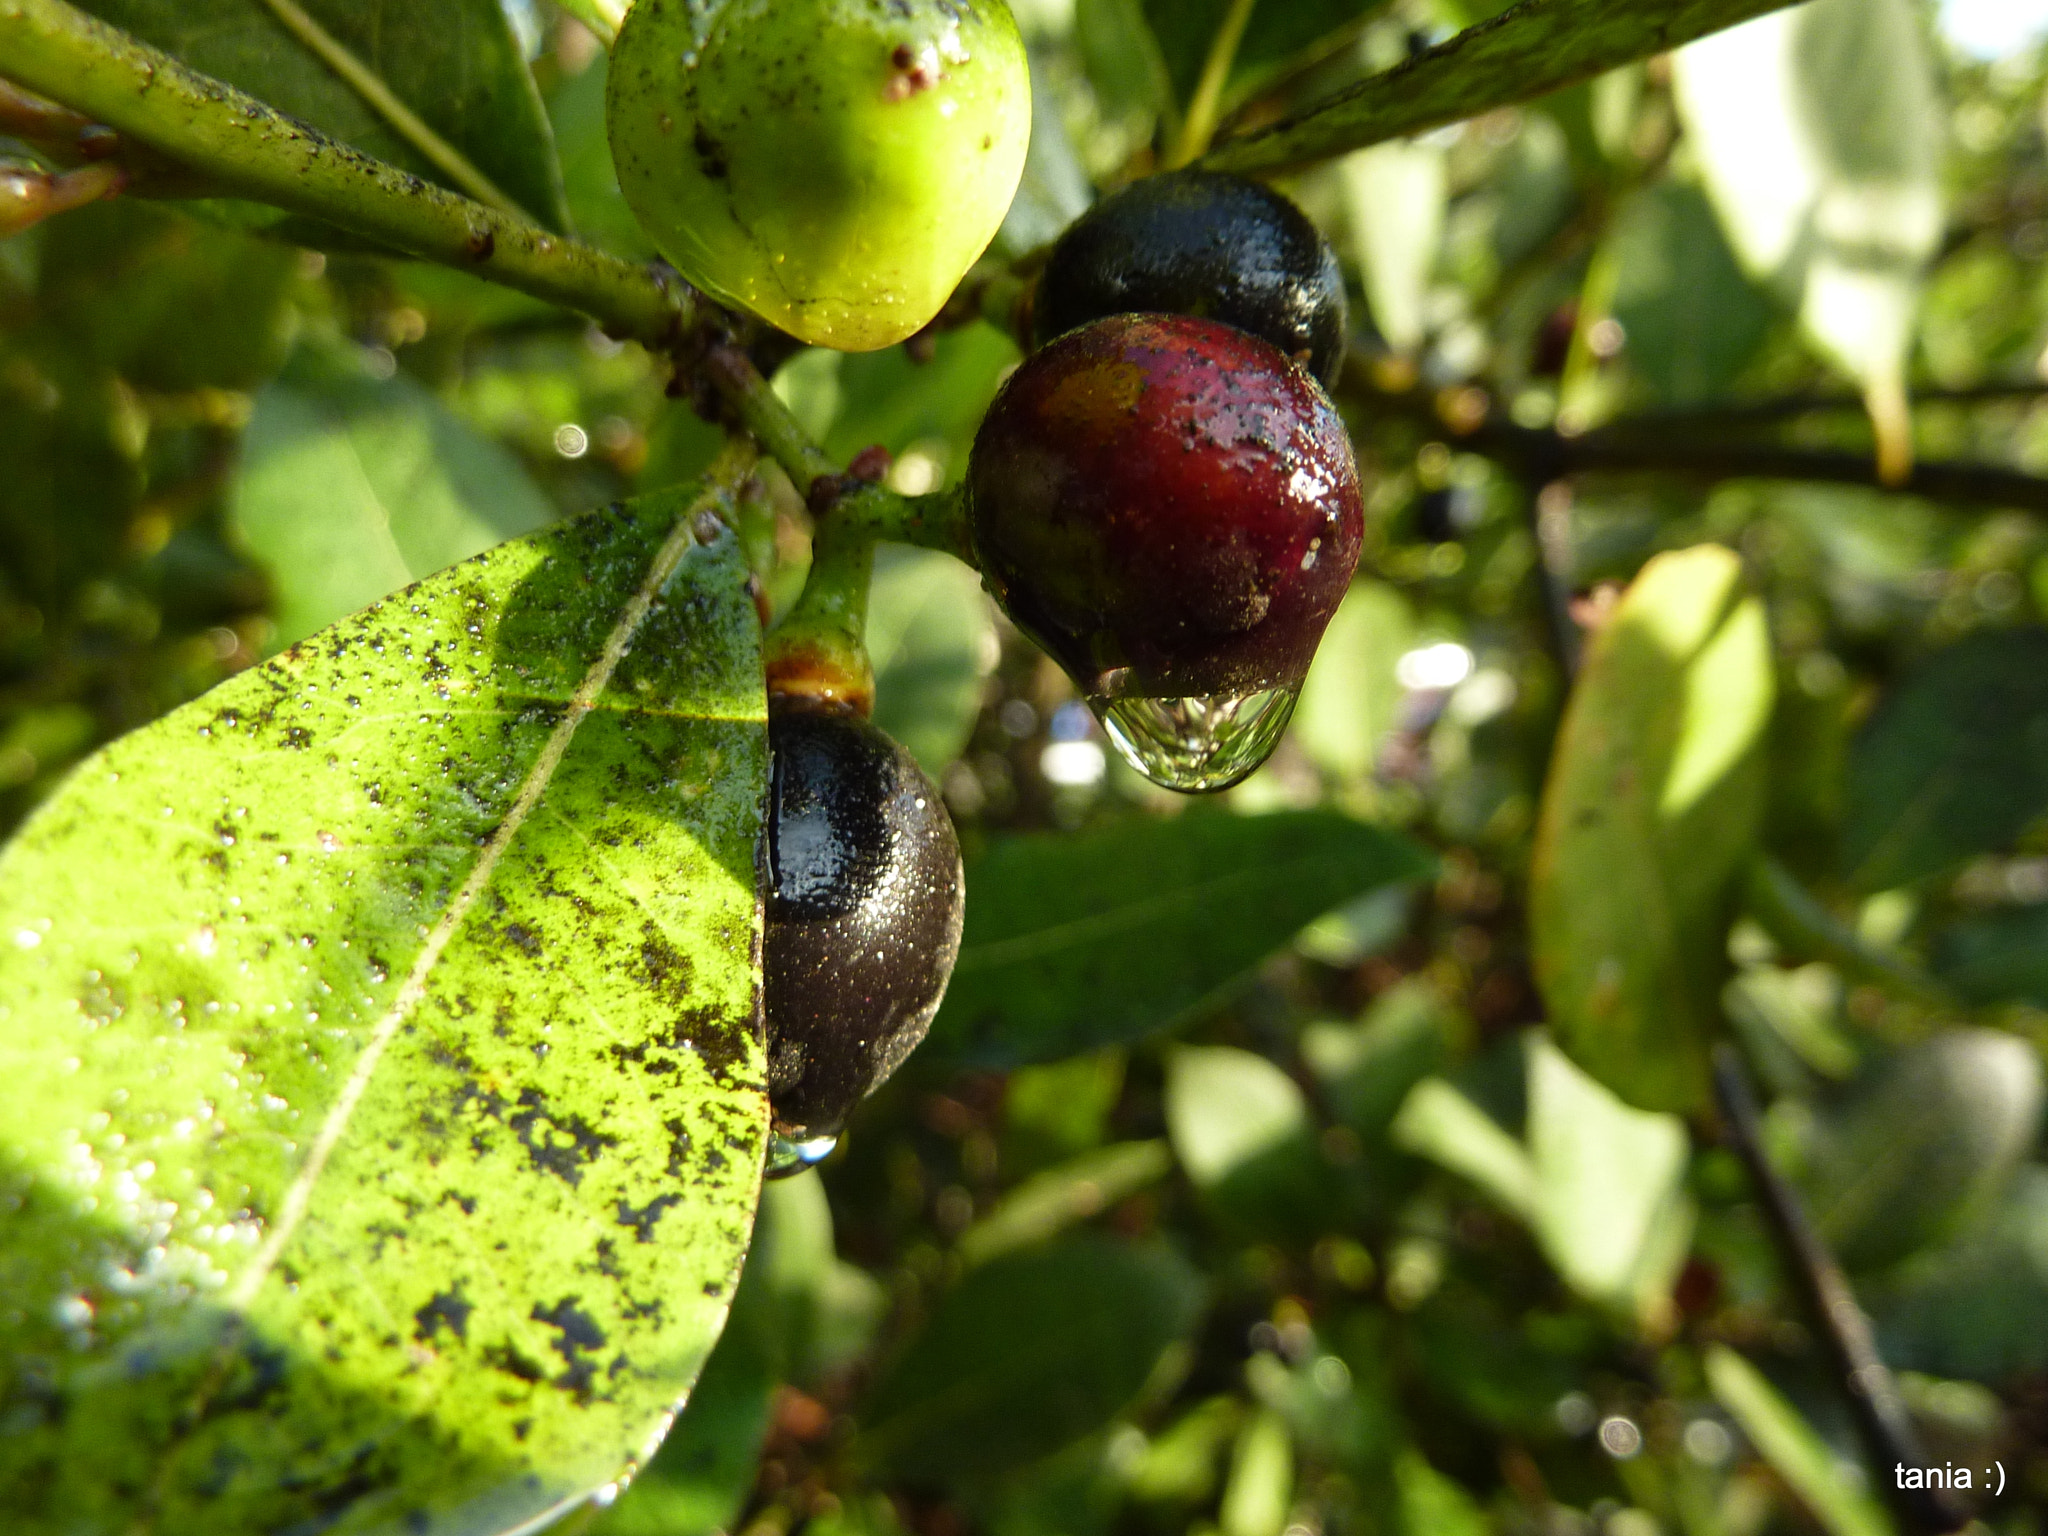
[607,0,1031,350]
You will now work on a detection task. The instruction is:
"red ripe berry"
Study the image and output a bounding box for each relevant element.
[966,313,1363,788]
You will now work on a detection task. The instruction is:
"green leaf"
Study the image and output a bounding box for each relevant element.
[547,51,659,262]
[1878,1167,2048,1383]
[1390,1079,1537,1222]
[1933,902,2048,1007]
[1143,0,1363,110]
[1525,1036,1694,1324]
[1804,1029,2044,1272]
[1201,0,1805,175]
[1606,178,1775,406]
[232,348,557,647]
[0,479,770,1533]
[588,1173,878,1536]
[1530,544,1775,1113]
[929,811,1433,1067]
[36,199,300,392]
[868,547,998,778]
[1393,1447,1491,1536]
[1337,141,1448,357]
[1842,627,2048,891]
[1291,580,1415,783]
[77,0,569,229]
[857,1237,1204,1487]
[1301,977,1458,1143]
[1704,1346,1895,1536]
[1673,0,1942,435]
[957,1140,1174,1268]
[1165,1046,1332,1236]
[823,324,1023,483]
[1218,1407,1294,1536]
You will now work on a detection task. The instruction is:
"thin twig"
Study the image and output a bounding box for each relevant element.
[1711,1045,1972,1536]
[250,0,521,215]
[1340,360,2048,518]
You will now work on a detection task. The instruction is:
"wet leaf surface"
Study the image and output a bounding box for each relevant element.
[0,481,769,1533]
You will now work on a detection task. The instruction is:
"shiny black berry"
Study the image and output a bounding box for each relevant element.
[763,707,963,1153]
[1033,170,1348,389]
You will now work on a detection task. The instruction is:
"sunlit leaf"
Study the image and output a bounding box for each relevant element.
[1525,1036,1693,1325]
[1166,1046,1332,1235]
[1218,1407,1294,1536]
[232,347,557,647]
[0,480,769,1532]
[1530,545,1774,1113]
[1390,1078,1536,1222]
[1337,141,1447,357]
[929,812,1433,1067]
[957,1140,1173,1268]
[1704,1346,1895,1536]
[1673,0,1942,469]
[1290,580,1415,784]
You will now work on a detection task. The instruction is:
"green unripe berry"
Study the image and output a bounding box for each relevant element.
[607,0,1031,350]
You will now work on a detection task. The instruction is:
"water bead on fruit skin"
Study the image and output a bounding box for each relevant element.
[606,0,1030,350]
[1033,170,1349,390]
[761,708,963,1165]
[966,313,1364,789]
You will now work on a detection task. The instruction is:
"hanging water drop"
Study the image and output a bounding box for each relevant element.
[1092,684,1300,793]
[765,1131,837,1179]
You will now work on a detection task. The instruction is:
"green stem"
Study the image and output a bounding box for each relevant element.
[250,0,521,215]
[700,344,836,496]
[1168,0,1260,170]
[832,483,975,565]
[0,0,690,347]
[1742,856,1958,1014]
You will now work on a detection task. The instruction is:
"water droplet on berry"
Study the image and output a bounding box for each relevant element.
[1093,685,1300,792]
[765,1131,838,1179]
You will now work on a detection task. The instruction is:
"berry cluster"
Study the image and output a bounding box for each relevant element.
[609,11,1367,1149]
[968,172,1366,791]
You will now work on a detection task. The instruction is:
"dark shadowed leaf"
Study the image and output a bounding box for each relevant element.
[1530,545,1773,1114]
[857,1238,1205,1486]
[77,0,568,229]
[1877,1167,2048,1384]
[1804,1030,2043,1272]
[1843,627,2048,891]
[929,812,1432,1067]
[1607,179,1774,406]
[0,478,769,1533]
[231,347,556,647]
[1933,903,2048,1007]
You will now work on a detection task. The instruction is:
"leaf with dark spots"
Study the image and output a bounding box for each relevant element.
[416,1288,475,1344]
[0,479,769,1531]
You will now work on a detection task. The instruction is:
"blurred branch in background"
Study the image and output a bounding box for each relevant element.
[1711,1045,1972,1536]
[1340,357,2048,520]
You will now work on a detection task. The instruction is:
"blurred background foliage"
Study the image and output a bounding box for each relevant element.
[5,1,2048,1535]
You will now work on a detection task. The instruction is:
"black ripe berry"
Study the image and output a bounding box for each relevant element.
[1033,170,1348,390]
[763,707,963,1156]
